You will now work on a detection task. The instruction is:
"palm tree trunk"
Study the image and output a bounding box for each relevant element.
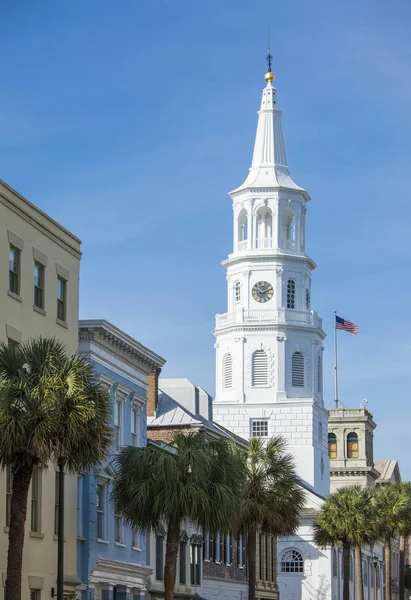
[355,546,364,600]
[399,535,405,600]
[248,530,257,600]
[5,463,33,600]
[164,519,181,600]
[57,459,65,600]
[343,542,350,600]
[385,537,391,600]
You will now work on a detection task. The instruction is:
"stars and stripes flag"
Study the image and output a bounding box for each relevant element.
[335,315,359,334]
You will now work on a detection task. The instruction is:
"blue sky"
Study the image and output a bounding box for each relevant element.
[1,0,411,476]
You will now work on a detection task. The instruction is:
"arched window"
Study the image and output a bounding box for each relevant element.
[347,432,359,459]
[363,561,368,586]
[282,208,295,249]
[234,281,241,303]
[287,279,296,309]
[280,549,304,574]
[332,549,338,577]
[305,288,310,309]
[238,209,248,244]
[328,433,337,459]
[223,354,232,390]
[349,554,354,581]
[317,356,322,393]
[291,351,304,387]
[256,207,272,248]
[252,350,269,386]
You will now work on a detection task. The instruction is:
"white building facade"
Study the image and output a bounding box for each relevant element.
[212,65,332,599]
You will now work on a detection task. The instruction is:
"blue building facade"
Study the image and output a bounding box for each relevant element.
[78,320,165,600]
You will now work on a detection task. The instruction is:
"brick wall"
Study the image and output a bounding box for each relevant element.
[146,368,161,417]
[147,426,195,444]
[203,535,247,582]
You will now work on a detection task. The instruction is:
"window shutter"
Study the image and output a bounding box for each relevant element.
[252,350,268,386]
[292,351,304,387]
[223,354,233,389]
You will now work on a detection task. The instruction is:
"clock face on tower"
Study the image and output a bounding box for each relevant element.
[252,281,274,303]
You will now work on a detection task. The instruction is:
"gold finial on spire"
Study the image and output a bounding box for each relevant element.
[265,29,275,82]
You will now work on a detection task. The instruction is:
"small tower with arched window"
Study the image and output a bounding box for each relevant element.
[327,405,379,492]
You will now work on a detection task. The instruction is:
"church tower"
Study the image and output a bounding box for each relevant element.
[213,58,329,498]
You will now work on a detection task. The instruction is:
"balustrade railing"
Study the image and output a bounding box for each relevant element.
[215,308,322,328]
[281,239,296,250]
[238,240,248,251]
[256,237,273,249]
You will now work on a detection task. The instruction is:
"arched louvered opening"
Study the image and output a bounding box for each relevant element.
[287,279,296,309]
[223,353,233,390]
[238,209,248,249]
[234,281,241,303]
[317,356,322,393]
[282,207,296,250]
[347,432,359,459]
[291,351,304,387]
[305,288,311,309]
[328,433,337,459]
[252,350,269,386]
[256,207,272,248]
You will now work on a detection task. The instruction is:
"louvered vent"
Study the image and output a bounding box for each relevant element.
[252,350,268,386]
[223,354,233,389]
[292,351,304,387]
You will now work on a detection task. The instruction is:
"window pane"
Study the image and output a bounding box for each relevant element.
[9,247,19,294]
[252,420,268,438]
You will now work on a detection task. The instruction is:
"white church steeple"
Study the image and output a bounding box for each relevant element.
[212,59,329,498]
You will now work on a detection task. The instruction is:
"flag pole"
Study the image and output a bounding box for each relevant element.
[334,311,339,408]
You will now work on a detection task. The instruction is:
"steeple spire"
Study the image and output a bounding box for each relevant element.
[231,56,307,196]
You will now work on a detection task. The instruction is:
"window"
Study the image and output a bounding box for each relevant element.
[270,536,275,582]
[9,246,20,295]
[57,276,67,321]
[291,351,304,387]
[234,281,241,303]
[114,512,123,544]
[237,534,245,568]
[280,549,304,573]
[347,432,359,458]
[179,540,187,584]
[54,472,60,536]
[328,433,337,459]
[5,467,12,527]
[377,564,381,588]
[319,421,323,443]
[114,398,122,451]
[96,483,106,539]
[305,288,310,309]
[252,350,269,386]
[223,353,233,389]
[131,407,139,447]
[287,279,296,309]
[31,467,41,532]
[156,535,164,581]
[132,529,141,549]
[30,590,41,600]
[77,476,83,538]
[190,542,201,585]
[34,262,44,309]
[370,563,374,587]
[317,356,322,393]
[251,419,269,438]
[349,554,354,581]
[223,534,232,565]
[363,560,368,586]
[332,549,338,577]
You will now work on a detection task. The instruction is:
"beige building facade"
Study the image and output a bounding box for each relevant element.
[0,179,82,599]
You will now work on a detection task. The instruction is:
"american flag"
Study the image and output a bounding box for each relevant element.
[335,315,359,334]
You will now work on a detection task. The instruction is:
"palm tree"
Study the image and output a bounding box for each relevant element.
[235,436,305,600]
[313,486,377,600]
[373,483,411,600]
[0,338,112,600]
[112,432,244,600]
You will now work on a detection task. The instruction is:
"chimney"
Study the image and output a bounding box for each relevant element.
[146,368,161,417]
